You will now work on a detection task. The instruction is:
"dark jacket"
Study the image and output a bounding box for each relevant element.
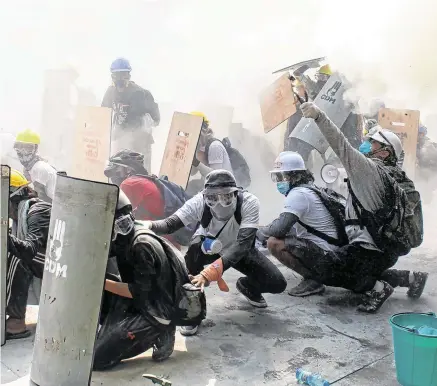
[8,199,51,266]
[102,82,160,128]
[116,229,176,323]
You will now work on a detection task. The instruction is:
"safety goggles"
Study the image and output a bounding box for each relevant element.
[111,72,130,82]
[270,172,292,183]
[204,192,235,208]
[13,143,36,155]
[315,73,330,82]
[112,214,134,241]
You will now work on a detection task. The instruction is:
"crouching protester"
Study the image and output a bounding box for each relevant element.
[93,191,206,370]
[257,152,349,297]
[141,169,287,336]
[7,170,51,339]
[297,102,427,313]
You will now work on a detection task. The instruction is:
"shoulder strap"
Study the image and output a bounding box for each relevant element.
[200,191,243,229]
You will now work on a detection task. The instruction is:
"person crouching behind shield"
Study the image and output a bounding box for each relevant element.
[6,170,51,339]
[140,170,287,337]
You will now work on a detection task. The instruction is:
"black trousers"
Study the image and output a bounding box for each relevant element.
[93,291,173,371]
[185,242,287,296]
[6,252,44,319]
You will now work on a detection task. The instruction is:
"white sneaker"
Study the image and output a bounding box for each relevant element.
[180,325,199,336]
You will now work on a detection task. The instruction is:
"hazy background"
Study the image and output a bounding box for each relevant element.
[1,0,437,228]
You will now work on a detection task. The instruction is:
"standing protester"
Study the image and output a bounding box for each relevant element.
[13,129,57,203]
[104,150,194,249]
[102,58,160,171]
[6,170,51,339]
[94,191,182,370]
[142,170,287,336]
[299,102,427,313]
[258,152,348,297]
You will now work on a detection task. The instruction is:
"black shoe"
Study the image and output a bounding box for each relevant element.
[407,272,429,299]
[236,278,268,308]
[152,327,176,362]
[288,279,325,297]
[357,281,394,313]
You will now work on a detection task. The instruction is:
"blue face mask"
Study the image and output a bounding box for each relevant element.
[276,182,291,195]
[359,140,371,154]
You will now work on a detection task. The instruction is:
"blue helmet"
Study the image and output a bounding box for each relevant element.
[110,58,132,73]
[419,124,428,135]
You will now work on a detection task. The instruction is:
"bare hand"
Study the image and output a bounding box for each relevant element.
[190,274,209,291]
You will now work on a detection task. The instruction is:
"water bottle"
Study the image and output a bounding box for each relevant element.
[201,237,223,255]
[296,368,330,386]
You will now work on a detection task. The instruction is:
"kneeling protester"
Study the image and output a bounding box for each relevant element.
[143,169,287,336]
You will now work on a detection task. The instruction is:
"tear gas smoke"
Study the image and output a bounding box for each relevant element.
[2,0,437,224]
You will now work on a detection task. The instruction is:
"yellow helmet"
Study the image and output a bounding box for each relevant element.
[10,169,31,197]
[293,79,303,87]
[15,129,41,145]
[318,64,332,76]
[190,111,209,125]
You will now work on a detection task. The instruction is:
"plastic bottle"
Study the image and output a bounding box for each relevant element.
[296,368,331,386]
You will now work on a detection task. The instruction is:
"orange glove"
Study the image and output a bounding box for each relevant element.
[200,258,229,292]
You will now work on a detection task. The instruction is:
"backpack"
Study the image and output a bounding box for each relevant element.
[205,138,251,188]
[347,161,423,257]
[296,185,349,247]
[132,226,207,326]
[136,174,197,245]
[200,190,244,229]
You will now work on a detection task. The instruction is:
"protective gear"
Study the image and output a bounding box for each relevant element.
[190,111,209,125]
[200,258,229,292]
[276,182,291,196]
[210,199,238,221]
[105,150,146,175]
[300,102,322,120]
[419,125,428,135]
[270,151,306,174]
[113,190,135,241]
[15,129,40,145]
[318,64,332,76]
[359,141,372,154]
[110,58,132,73]
[368,129,403,159]
[204,170,238,195]
[9,169,31,197]
[364,119,378,137]
[203,192,235,208]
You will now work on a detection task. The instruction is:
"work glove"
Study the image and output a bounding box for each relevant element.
[300,102,322,120]
[198,257,229,292]
[192,155,200,167]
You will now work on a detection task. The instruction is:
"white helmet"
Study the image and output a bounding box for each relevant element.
[270,151,306,174]
[368,129,403,159]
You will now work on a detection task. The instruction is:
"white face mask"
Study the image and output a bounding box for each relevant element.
[210,198,237,221]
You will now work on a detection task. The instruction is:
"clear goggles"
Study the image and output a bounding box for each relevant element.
[203,192,235,208]
[13,142,35,155]
[112,214,134,241]
[270,172,291,183]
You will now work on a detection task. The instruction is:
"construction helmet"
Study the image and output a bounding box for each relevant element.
[318,64,332,76]
[15,129,40,145]
[368,129,403,159]
[10,169,31,197]
[190,111,209,125]
[270,152,306,174]
[110,58,132,73]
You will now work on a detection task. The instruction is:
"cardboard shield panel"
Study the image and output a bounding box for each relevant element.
[260,73,297,134]
[378,108,420,180]
[289,73,353,154]
[0,165,9,346]
[159,112,203,188]
[72,106,112,182]
[30,175,118,386]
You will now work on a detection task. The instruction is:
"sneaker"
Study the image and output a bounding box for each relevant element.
[152,327,176,362]
[236,278,268,308]
[407,272,429,299]
[180,325,199,336]
[288,279,326,297]
[357,281,394,313]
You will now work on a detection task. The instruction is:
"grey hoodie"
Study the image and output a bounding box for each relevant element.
[314,112,389,249]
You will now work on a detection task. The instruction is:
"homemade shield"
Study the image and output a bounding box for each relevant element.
[0,165,10,346]
[30,174,118,386]
[289,72,354,155]
[159,112,203,188]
